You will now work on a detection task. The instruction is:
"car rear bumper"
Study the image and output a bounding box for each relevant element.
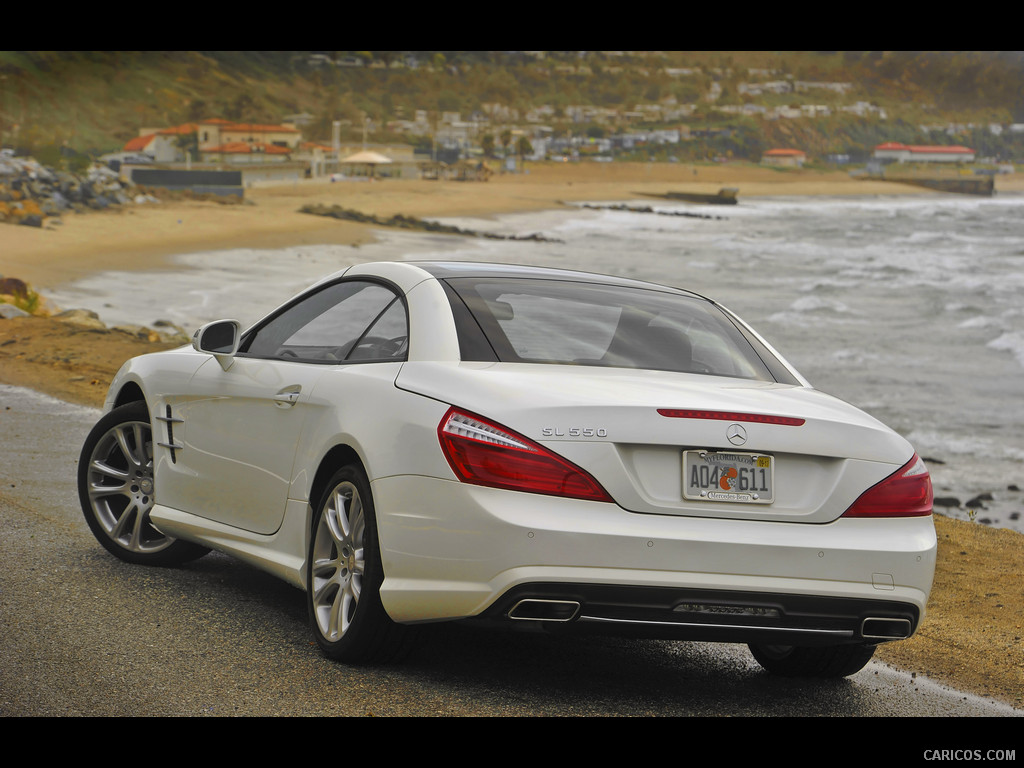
[477,583,920,646]
[372,475,937,633]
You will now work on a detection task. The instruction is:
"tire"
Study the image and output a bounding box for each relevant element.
[78,401,208,566]
[748,642,877,678]
[307,465,414,664]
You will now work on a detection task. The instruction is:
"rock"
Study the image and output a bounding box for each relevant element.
[933,496,961,508]
[2,154,151,227]
[53,308,106,330]
[152,319,188,338]
[298,204,563,243]
[966,493,994,508]
[113,324,161,341]
[0,277,29,295]
[40,199,64,216]
[0,304,31,319]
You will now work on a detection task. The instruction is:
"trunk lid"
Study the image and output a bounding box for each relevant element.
[397,362,915,523]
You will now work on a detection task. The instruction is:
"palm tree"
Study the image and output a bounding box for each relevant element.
[516,136,533,170]
[500,129,513,171]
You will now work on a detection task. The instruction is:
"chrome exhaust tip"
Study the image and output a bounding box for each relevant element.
[508,599,581,622]
[861,617,913,640]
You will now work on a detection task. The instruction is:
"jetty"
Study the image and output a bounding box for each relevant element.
[883,175,995,196]
[637,187,739,205]
[854,169,996,197]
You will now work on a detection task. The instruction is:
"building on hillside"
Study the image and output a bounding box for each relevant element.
[198,120,302,150]
[873,142,976,163]
[122,131,186,163]
[761,148,807,167]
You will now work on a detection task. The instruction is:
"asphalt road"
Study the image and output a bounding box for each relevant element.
[1,383,1020,720]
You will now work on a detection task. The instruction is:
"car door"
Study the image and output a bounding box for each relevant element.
[158,279,408,535]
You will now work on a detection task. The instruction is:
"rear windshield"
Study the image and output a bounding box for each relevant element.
[443,277,789,382]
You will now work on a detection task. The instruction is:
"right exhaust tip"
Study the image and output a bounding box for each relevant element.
[861,617,913,640]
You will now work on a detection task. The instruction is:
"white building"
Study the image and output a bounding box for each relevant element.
[873,142,976,163]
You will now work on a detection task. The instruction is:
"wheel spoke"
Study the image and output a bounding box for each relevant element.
[350,568,362,602]
[347,491,363,530]
[311,554,340,580]
[337,589,356,633]
[128,502,149,550]
[88,479,130,499]
[326,502,347,544]
[114,427,139,470]
[109,501,138,541]
[90,458,130,483]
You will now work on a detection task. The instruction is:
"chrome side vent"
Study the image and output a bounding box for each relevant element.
[156,404,184,463]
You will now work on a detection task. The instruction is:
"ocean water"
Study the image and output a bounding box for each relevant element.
[46,192,1024,531]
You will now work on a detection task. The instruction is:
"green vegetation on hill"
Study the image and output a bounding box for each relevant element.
[2,51,1023,163]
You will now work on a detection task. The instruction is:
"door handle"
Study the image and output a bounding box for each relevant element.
[273,386,301,408]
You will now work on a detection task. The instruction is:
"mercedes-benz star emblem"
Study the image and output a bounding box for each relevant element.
[726,424,747,446]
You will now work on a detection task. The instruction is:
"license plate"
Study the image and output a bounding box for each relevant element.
[682,450,774,504]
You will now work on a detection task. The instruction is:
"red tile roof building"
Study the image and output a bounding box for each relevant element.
[761,148,807,167]
[125,118,303,161]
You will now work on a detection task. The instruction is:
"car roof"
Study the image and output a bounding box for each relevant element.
[407,261,705,299]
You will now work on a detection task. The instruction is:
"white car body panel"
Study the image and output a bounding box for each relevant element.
[371,475,936,624]
[158,356,327,534]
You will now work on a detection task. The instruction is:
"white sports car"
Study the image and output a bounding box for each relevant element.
[78,261,936,677]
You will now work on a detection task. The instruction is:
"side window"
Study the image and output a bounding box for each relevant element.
[347,298,409,360]
[242,281,407,363]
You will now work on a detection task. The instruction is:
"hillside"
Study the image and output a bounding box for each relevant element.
[2,51,1024,163]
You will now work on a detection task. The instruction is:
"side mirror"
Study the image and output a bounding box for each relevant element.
[192,320,241,371]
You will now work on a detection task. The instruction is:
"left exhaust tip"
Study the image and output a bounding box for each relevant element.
[508,599,581,622]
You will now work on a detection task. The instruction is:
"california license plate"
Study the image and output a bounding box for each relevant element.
[682,450,774,504]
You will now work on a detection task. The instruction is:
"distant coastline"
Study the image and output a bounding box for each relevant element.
[4,161,1023,293]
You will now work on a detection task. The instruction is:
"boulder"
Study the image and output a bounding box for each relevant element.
[0,303,31,319]
[54,308,107,330]
[0,277,29,295]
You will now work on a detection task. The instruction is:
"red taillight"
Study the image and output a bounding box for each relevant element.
[437,408,613,503]
[842,454,933,518]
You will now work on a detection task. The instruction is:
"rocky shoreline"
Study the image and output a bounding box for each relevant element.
[0,277,188,343]
[298,203,563,242]
[0,154,163,228]
[0,153,247,232]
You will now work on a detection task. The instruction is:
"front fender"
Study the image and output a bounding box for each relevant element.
[103,346,205,414]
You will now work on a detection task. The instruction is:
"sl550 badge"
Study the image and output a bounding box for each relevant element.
[541,427,608,437]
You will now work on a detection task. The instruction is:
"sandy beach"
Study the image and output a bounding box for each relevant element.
[7,161,1024,292]
[2,161,1023,708]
